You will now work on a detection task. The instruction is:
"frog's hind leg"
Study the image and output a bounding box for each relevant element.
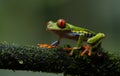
[80,33,105,56]
[87,33,105,47]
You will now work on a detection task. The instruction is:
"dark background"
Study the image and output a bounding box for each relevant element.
[0,0,120,76]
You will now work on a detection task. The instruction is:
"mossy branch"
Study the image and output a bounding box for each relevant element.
[0,42,120,76]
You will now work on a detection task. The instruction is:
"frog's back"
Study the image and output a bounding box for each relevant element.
[68,23,96,35]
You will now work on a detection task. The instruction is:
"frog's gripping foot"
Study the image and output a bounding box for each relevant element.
[81,45,92,56]
[68,45,92,56]
[37,44,57,48]
[38,44,72,50]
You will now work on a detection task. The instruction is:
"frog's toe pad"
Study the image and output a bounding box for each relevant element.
[37,44,57,48]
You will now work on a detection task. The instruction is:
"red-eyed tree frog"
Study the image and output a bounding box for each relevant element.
[38,19,105,56]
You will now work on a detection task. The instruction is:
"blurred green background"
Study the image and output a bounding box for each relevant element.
[0,0,120,76]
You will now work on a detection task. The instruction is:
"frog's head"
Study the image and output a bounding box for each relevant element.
[46,19,71,31]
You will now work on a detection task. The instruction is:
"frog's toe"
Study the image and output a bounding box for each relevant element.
[63,47,73,51]
[68,47,80,56]
[37,44,57,48]
[37,44,50,48]
[69,50,73,56]
[80,45,92,56]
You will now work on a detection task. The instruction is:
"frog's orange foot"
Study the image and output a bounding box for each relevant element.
[80,45,92,56]
[37,44,57,48]
[63,47,73,51]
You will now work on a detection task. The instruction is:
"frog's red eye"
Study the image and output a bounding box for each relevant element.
[57,19,66,28]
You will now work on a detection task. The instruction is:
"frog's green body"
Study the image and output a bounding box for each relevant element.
[47,19,105,56]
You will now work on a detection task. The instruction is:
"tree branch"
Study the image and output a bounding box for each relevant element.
[0,42,120,76]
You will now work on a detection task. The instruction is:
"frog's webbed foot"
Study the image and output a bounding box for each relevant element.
[38,44,57,48]
[80,45,92,56]
[67,45,92,56]
[38,40,60,48]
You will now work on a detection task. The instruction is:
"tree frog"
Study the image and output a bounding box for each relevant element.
[38,19,105,56]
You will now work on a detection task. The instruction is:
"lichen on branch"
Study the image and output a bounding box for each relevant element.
[0,42,120,76]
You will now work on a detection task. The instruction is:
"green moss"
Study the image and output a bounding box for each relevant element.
[0,42,120,76]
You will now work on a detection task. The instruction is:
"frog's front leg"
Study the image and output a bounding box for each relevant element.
[51,40,60,46]
[51,37,61,46]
